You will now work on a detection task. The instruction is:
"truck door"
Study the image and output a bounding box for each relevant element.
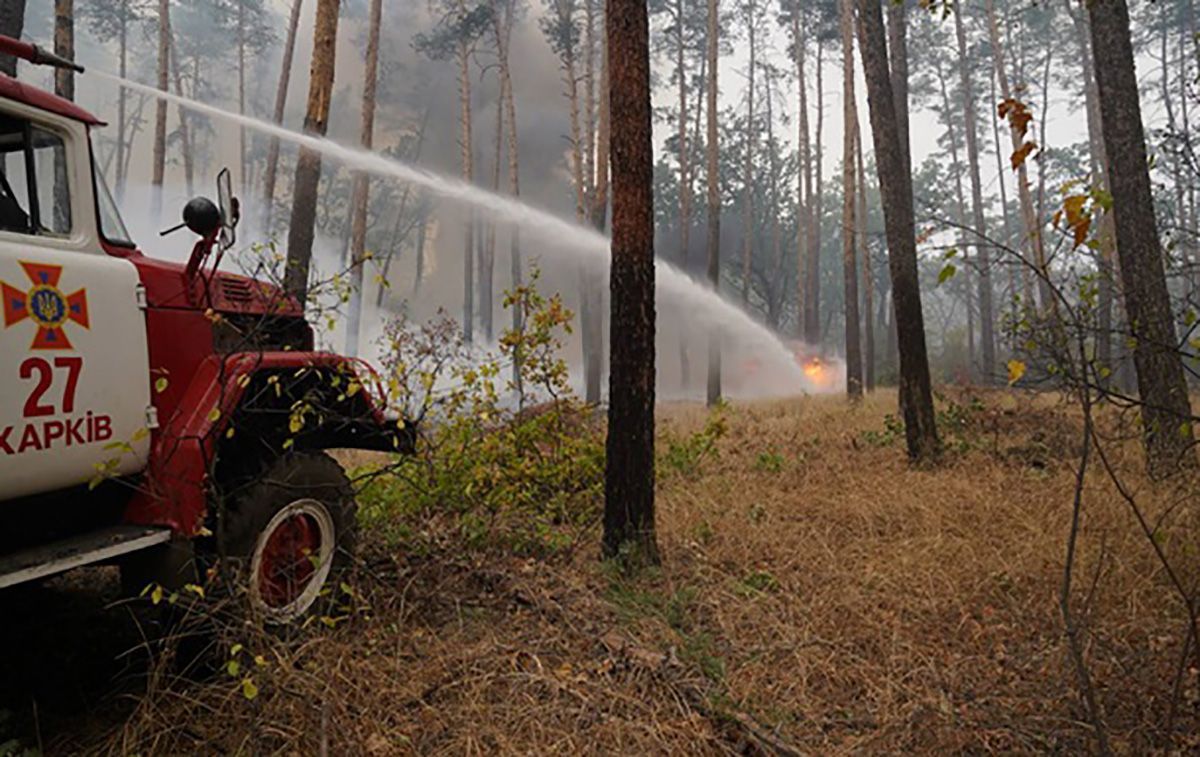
[0,109,151,500]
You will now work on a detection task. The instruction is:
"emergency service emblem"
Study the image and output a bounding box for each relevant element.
[2,261,89,350]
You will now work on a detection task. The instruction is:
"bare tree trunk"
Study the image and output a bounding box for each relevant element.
[793,11,811,341]
[345,0,382,358]
[841,0,862,399]
[986,0,1051,311]
[283,0,340,307]
[263,0,304,232]
[581,0,600,400]
[152,0,170,223]
[413,214,428,297]
[1090,0,1196,476]
[805,40,824,345]
[741,0,756,305]
[237,0,247,190]
[0,0,23,75]
[705,0,721,407]
[855,0,939,462]
[886,0,909,177]
[588,31,609,404]
[603,0,658,564]
[1067,1,1115,376]
[676,0,691,385]
[493,1,523,384]
[954,2,995,382]
[168,38,194,197]
[934,53,972,377]
[857,122,873,391]
[54,0,74,99]
[116,0,129,198]
[457,32,475,344]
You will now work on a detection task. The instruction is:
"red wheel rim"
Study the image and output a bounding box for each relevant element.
[257,512,322,608]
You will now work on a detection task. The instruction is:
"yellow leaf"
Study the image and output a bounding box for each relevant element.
[154,377,169,394]
[1007,359,1027,386]
[241,677,259,700]
[207,407,221,423]
[150,584,164,605]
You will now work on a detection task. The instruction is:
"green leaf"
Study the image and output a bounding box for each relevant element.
[154,376,169,394]
[937,263,957,285]
[241,677,259,700]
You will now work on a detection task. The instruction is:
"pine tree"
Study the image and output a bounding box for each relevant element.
[283,0,340,306]
[1089,0,1196,475]
[603,0,658,564]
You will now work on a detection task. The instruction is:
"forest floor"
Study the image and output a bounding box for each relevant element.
[3,390,1199,755]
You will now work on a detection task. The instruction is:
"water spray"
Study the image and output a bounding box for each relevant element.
[95,71,812,393]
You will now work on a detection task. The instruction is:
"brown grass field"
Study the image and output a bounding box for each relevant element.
[8,390,1200,754]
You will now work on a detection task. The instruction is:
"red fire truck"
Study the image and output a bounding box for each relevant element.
[0,38,409,623]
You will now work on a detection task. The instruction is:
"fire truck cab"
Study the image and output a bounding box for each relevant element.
[0,39,408,623]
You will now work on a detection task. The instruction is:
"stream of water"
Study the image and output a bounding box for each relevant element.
[95,71,813,394]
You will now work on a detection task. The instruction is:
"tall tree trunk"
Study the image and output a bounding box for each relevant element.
[855,0,939,462]
[54,0,74,99]
[115,0,129,198]
[954,2,995,382]
[1089,0,1196,476]
[934,53,972,377]
[152,0,170,223]
[741,0,756,306]
[882,0,905,383]
[765,68,785,331]
[676,0,691,386]
[493,1,523,386]
[805,40,824,345]
[841,0,862,399]
[283,0,339,307]
[346,0,382,358]
[52,0,72,234]
[857,123,873,391]
[988,56,1021,332]
[168,39,194,197]
[886,0,909,177]
[588,31,609,404]
[263,0,304,232]
[584,0,597,196]
[581,0,601,400]
[705,0,721,406]
[603,0,658,564]
[458,33,475,345]
[0,0,25,76]
[985,0,1051,311]
[793,11,811,341]
[237,0,247,190]
[1067,1,1115,377]
[482,95,502,342]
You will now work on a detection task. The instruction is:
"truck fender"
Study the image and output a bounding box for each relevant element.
[124,351,413,536]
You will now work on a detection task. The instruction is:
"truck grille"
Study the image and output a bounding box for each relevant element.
[219,276,255,303]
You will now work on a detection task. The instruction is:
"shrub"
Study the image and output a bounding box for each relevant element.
[357,272,604,557]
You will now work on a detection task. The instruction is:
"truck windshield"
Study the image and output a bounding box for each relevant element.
[93,167,133,247]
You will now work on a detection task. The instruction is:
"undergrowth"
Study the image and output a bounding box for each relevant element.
[356,272,605,558]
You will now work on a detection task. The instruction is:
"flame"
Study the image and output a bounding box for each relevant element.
[803,359,824,379]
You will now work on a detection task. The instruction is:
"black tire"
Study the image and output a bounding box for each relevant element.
[222,451,357,625]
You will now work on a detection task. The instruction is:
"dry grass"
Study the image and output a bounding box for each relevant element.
[60,391,1200,754]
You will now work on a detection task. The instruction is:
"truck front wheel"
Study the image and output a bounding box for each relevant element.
[223,452,357,624]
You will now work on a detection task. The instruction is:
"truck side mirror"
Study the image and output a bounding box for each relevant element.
[217,168,238,249]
